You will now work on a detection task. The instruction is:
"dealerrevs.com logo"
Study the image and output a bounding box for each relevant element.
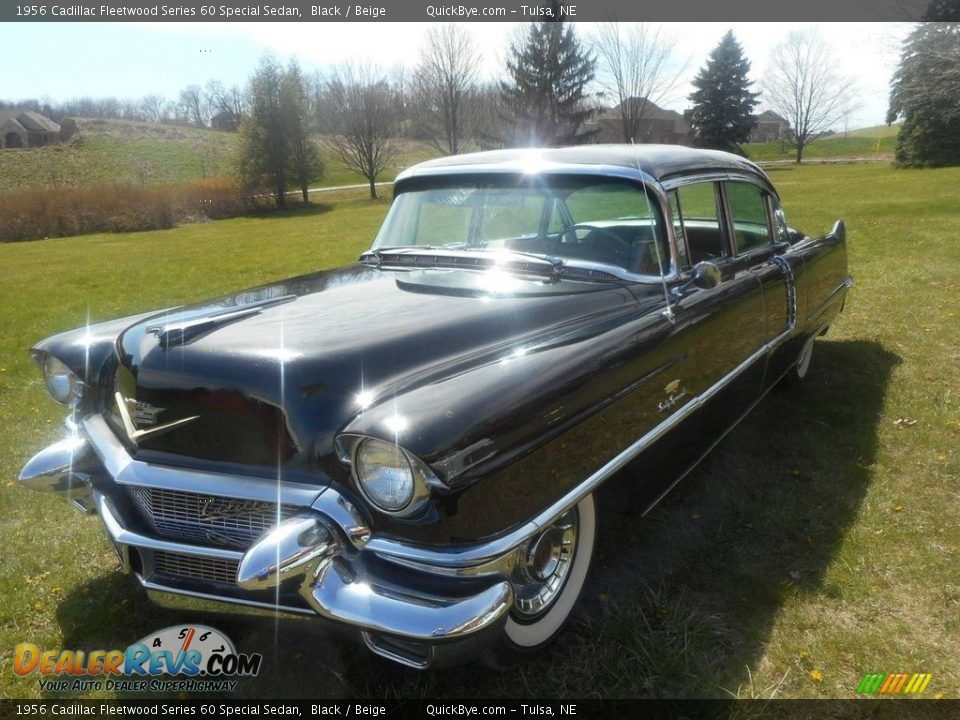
[14,624,262,693]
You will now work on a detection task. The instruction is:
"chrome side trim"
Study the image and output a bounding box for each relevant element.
[370,308,801,571]
[82,414,322,507]
[93,489,243,562]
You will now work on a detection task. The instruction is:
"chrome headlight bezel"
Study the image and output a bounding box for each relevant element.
[38,353,83,406]
[337,434,442,518]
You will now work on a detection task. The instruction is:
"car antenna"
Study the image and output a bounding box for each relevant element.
[634,143,676,324]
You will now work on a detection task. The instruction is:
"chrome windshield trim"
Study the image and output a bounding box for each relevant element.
[82,414,323,507]
[361,248,678,285]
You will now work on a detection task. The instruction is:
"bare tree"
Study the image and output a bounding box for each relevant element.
[179,84,206,127]
[591,23,686,143]
[324,63,398,199]
[140,94,167,123]
[205,80,246,130]
[412,25,480,155]
[762,29,857,163]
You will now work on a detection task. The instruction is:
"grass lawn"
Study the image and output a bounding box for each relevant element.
[0,117,437,193]
[744,128,899,162]
[1,164,958,700]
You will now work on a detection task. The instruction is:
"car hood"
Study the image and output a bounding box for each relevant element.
[112,263,653,474]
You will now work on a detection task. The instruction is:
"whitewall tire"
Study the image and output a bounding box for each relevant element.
[500,493,597,652]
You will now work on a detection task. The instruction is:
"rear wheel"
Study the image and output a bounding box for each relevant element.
[490,493,597,661]
[784,334,816,386]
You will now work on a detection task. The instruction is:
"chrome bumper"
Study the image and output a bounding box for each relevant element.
[19,417,518,668]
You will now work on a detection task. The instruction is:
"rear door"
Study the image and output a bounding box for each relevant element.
[720,180,799,387]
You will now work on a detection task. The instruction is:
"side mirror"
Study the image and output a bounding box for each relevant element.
[672,261,720,296]
[691,261,721,290]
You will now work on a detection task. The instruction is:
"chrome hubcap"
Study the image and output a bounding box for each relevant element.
[511,509,578,620]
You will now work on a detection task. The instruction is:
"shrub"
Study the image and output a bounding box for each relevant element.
[0,179,266,242]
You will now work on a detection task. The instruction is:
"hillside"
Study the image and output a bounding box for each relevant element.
[744,124,900,162]
[0,118,238,192]
[0,117,437,192]
[0,118,903,194]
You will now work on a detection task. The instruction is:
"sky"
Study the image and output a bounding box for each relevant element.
[1,21,910,129]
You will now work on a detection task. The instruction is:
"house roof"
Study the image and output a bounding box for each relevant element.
[755,110,788,125]
[0,110,60,134]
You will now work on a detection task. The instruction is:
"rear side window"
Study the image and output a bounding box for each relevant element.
[726,181,773,255]
[671,182,726,266]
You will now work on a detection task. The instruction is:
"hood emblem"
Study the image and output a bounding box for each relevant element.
[114,392,200,443]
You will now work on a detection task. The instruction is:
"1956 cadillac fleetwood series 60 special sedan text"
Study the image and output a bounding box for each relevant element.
[19,145,851,668]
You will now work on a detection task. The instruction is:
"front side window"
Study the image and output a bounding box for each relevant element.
[726,181,774,255]
[374,177,670,277]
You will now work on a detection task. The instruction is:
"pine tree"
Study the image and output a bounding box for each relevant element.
[238,55,323,206]
[499,12,596,147]
[688,31,759,154]
[888,22,960,167]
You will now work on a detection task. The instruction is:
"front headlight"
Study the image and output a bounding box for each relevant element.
[355,438,415,512]
[42,355,81,405]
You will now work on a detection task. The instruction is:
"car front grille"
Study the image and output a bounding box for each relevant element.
[128,486,298,550]
[153,551,239,584]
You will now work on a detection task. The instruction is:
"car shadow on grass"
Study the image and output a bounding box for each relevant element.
[52,338,897,700]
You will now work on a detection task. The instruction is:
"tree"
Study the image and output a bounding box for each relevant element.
[238,55,323,207]
[412,25,479,155]
[281,59,322,203]
[592,23,685,143]
[762,29,856,163]
[179,84,206,127]
[687,31,759,153]
[499,14,596,146]
[887,22,960,167]
[323,63,398,199]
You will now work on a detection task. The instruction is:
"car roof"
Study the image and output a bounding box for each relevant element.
[395,144,772,189]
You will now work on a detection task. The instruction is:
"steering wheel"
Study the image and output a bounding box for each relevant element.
[556,224,633,266]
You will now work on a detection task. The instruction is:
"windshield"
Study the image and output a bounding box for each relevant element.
[372,176,671,277]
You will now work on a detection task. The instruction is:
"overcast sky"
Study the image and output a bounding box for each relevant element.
[3,21,909,128]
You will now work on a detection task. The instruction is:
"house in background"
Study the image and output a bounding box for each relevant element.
[0,110,62,149]
[586,98,691,145]
[749,110,791,143]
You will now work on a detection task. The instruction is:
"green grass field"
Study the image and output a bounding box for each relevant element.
[744,126,899,162]
[0,118,436,193]
[1,163,958,700]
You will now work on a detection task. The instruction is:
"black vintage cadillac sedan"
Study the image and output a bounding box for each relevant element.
[19,145,851,668]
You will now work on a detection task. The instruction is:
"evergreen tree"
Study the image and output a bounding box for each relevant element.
[688,31,759,153]
[888,22,960,167]
[499,11,596,147]
[238,54,323,207]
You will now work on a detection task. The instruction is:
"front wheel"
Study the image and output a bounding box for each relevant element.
[493,493,597,659]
